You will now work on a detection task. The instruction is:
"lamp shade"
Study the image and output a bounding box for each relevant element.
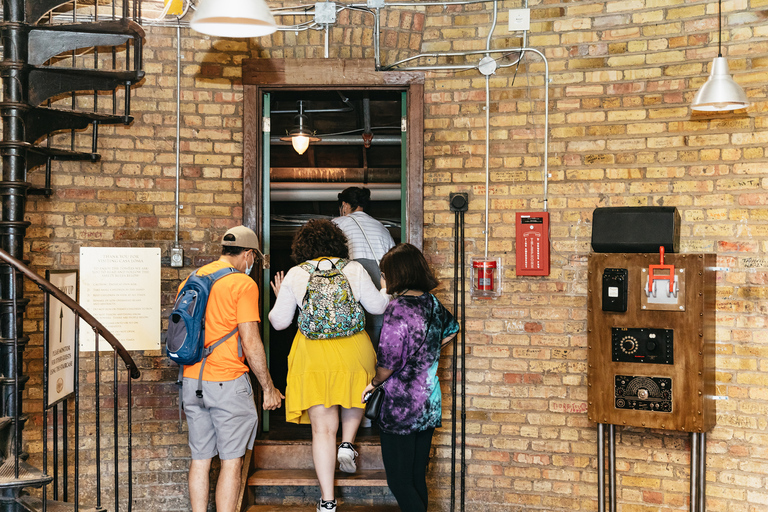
[691,57,749,112]
[191,0,277,38]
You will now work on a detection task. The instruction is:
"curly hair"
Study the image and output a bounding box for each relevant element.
[291,219,350,263]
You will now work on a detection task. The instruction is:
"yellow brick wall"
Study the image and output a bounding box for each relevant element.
[20,1,768,510]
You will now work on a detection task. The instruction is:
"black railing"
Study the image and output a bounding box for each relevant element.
[0,247,140,511]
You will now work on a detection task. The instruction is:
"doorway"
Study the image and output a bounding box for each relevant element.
[242,59,424,433]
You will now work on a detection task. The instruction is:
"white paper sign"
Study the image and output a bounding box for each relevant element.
[47,271,77,404]
[79,247,161,352]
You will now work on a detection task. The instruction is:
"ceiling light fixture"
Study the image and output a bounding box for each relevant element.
[190,0,278,38]
[691,0,749,112]
[280,101,321,155]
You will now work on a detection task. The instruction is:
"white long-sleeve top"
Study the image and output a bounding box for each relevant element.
[268,258,390,331]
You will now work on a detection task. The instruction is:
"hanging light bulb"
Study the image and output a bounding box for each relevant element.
[191,0,278,38]
[280,101,321,155]
[691,0,749,112]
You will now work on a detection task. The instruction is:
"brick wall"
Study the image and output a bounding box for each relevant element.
[21,1,768,510]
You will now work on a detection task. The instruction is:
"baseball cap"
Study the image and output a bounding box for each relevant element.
[221,225,259,250]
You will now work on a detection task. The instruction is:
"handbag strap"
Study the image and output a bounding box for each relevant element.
[347,214,381,264]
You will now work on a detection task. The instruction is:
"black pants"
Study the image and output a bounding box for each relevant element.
[379,428,435,512]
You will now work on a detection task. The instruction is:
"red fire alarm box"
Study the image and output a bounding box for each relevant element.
[516,212,550,276]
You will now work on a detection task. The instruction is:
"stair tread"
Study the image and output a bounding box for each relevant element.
[248,468,388,487]
[246,504,400,512]
[247,506,398,512]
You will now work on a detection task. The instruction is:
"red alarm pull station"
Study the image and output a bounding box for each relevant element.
[515,212,550,276]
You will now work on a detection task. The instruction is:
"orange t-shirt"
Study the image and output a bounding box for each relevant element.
[180,260,261,382]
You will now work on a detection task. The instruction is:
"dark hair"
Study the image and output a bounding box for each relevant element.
[291,219,350,263]
[338,187,371,211]
[221,245,248,256]
[379,243,439,295]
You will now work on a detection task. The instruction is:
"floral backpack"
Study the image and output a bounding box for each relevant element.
[298,258,366,339]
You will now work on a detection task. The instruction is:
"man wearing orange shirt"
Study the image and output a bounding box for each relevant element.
[181,225,284,512]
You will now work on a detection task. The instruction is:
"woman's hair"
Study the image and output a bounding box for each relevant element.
[379,243,439,295]
[291,219,350,263]
[338,186,371,211]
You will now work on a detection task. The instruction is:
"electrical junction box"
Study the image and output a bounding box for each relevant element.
[587,253,716,433]
[315,2,337,24]
[509,8,531,31]
[515,212,550,276]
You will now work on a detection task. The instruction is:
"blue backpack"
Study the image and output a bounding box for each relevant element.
[166,266,240,398]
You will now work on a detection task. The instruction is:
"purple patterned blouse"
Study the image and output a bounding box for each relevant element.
[376,293,459,435]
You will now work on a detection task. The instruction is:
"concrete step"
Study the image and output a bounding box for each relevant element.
[248,468,388,487]
[246,505,399,512]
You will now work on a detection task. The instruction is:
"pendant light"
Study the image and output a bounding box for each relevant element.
[191,0,277,38]
[691,0,749,112]
[280,101,321,155]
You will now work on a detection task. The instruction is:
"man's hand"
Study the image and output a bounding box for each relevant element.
[263,386,284,410]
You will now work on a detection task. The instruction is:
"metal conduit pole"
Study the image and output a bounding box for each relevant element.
[174,24,181,249]
[597,423,605,512]
[690,432,700,512]
[699,432,707,512]
[609,424,616,512]
[482,0,497,258]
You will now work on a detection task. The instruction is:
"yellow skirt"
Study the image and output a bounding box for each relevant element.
[285,329,376,424]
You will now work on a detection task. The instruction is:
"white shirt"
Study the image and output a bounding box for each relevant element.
[268,258,390,331]
[332,212,396,262]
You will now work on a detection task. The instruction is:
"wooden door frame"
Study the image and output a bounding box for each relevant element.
[242,58,425,249]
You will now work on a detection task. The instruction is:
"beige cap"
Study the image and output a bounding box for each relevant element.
[221,225,260,250]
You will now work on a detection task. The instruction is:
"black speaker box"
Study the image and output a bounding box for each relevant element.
[591,206,680,253]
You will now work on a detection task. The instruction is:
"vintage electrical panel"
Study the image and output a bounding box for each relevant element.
[515,211,550,276]
[587,253,715,432]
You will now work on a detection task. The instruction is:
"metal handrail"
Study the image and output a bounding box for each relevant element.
[0,247,140,379]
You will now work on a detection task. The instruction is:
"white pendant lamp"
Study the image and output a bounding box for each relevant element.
[191,0,278,38]
[691,0,749,112]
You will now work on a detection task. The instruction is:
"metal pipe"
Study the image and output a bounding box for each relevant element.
[374,7,382,70]
[609,424,616,512]
[700,434,707,512]
[270,134,402,145]
[95,332,102,510]
[324,24,329,58]
[74,312,80,511]
[460,209,466,512]
[114,351,120,512]
[691,432,700,512]
[12,268,19,479]
[451,209,459,512]
[484,73,490,258]
[598,423,605,512]
[174,24,181,248]
[43,289,49,510]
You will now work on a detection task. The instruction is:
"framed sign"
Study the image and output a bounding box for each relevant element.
[79,247,161,352]
[46,270,77,405]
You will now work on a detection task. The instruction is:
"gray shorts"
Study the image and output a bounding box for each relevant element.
[182,373,258,460]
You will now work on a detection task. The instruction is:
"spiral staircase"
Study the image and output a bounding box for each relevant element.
[0,0,144,510]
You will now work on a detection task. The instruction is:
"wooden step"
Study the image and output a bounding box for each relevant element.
[247,505,399,512]
[253,440,383,470]
[248,468,388,487]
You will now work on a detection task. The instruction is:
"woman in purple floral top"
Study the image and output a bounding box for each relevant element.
[362,243,459,512]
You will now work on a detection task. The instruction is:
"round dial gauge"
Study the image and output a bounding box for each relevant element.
[620,336,638,354]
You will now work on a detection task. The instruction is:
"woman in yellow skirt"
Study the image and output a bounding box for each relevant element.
[269,219,389,512]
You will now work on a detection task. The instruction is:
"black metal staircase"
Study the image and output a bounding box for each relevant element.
[0,0,145,510]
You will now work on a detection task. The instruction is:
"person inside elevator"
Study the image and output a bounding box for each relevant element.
[181,225,284,512]
[268,219,389,512]
[361,243,459,512]
[332,186,395,347]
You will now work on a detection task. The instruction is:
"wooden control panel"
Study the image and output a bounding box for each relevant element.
[587,253,716,432]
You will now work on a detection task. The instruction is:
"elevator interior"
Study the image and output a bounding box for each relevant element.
[264,89,404,429]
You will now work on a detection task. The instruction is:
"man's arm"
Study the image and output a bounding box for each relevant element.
[238,321,284,410]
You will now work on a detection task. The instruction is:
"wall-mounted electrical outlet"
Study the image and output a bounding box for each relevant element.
[170,246,183,268]
[509,8,530,31]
